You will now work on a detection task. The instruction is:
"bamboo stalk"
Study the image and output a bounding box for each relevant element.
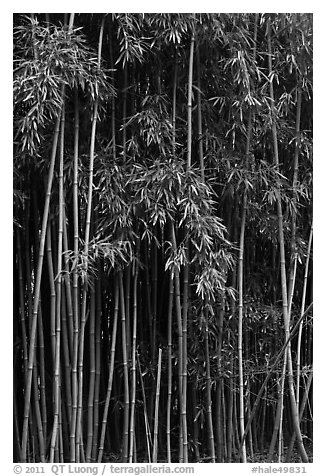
[86,288,96,461]
[137,351,152,462]
[16,230,28,376]
[129,255,139,462]
[203,308,216,462]
[21,96,62,463]
[92,277,102,461]
[50,95,65,463]
[37,306,47,443]
[32,350,45,461]
[70,86,80,463]
[196,46,205,181]
[166,273,174,463]
[170,223,183,462]
[186,33,195,170]
[286,368,313,462]
[266,18,308,462]
[119,270,130,462]
[76,16,105,462]
[97,280,119,463]
[296,224,313,407]
[153,348,162,463]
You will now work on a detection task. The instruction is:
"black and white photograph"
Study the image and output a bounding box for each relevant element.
[11,8,315,471]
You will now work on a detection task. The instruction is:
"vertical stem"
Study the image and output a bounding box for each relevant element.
[196,46,205,181]
[70,87,80,463]
[129,255,139,462]
[21,101,62,463]
[153,348,162,463]
[267,18,308,463]
[86,289,96,461]
[166,273,174,463]
[92,277,102,461]
[203,308,216,462]
[76,16,105,462]
[97,280,119,463]
[296,224,313,406]
[170,223,183,462]
[50,96,65,462]
[119,270,130,462]
[137,352,152,462]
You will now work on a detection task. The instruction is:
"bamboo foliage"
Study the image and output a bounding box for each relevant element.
[14,13,312,464]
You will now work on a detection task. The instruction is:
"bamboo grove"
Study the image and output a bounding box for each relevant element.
[13,13,313,463]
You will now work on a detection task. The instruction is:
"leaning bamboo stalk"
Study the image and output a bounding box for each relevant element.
[267,353,287,462]
[60,285,72,430]
[32,350,45,462]
[153,348,162,463]
[97,280,119,463]
[239,302,313,449]
[50,96,65,463]
[287,86,302,314]
[21,94,62,463]
[267,18,308,462]
[296,224,313,407]
[286,368,313,462]
[47,221,56,365]
[62,211,74,352]
[37,305,47,442]
[119,270,130,462]
[137,351,152,462]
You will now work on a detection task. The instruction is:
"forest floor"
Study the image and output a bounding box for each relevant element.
[103,443,313,464]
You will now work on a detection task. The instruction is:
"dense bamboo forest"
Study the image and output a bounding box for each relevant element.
[13,13,313,464]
